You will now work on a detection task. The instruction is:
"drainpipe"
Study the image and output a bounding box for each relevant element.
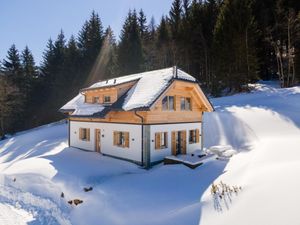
[134,111,144,167]
[201,112,204,151]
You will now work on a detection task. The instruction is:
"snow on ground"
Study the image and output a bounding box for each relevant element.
[0,80,300,225]
[200,81,300,225]
[0,203,34,225]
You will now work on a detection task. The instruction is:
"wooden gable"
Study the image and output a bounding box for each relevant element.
[83,80,137,104]
[70,79,212,124]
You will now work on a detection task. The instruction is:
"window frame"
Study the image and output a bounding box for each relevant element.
[189,129,200,144]
[93,96,100,104]
[162,96,175,111]
[155,132,168,150]
[104,95,111,104]
[181,97,192,111]
[79,128,90,141]
[113,131,129,148]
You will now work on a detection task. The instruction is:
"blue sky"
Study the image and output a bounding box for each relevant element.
[0,0,173,64]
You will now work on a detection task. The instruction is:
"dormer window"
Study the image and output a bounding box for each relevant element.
[162,96,175,111]
[104,96,111,104]
[93,96,100,104]
[181,97,191,111]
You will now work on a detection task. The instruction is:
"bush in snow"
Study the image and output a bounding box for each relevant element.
[210,181,242,211]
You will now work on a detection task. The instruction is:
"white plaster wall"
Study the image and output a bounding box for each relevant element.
[70,121,142,162]
[150,123,202,162]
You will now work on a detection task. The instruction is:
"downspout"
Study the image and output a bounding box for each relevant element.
[68,118,70,147]
[134,111,144,167]
[201,112,204,151]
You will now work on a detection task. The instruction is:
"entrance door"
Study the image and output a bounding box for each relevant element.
[95,129,101,153]
[171,130,186,155]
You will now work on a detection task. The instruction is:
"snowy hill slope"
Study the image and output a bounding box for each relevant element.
[201,81,300,225]
[0,81,299,225]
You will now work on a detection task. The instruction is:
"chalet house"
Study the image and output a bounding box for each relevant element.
[60,67,214,167]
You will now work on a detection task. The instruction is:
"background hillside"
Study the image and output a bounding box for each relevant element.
[0,0,300,136]
[0,81,299,225]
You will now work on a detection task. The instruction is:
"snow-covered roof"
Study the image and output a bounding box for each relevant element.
[60,67,198,117]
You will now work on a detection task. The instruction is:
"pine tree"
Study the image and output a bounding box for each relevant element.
[78,11,104,66]
[21,46,37,97]
[118,10,144,74]
[138,9,148,39]
[103,27,119,78]
[0,76,22,137]
[156,16,172,68]
[169,0,182,40]
[2,44,23,83]
[41,39,55,83]
[64,35,81,87]
[213,0,259,94]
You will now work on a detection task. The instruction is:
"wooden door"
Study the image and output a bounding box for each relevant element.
[95,129,101,153]
[171,131,176,155]
[181,131,187,154]
[171,130,187,155]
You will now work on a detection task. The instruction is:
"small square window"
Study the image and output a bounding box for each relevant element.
[155,132,168,149]
[162,96,175,111]
[104,96,111,103]
[189,129,199,144]
[93,96,100,103]
[181,97,191,111]
[79,128,90,141]
[113,131,129,148]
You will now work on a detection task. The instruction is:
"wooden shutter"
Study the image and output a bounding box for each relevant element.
[113,131,118,146]
[173,96,177,111]
[124,132,129,148]
[182,131,187,154]
[155,133,161,149]
[171,131,176,155]
[87,129,90,141]
[79,128,83,140]
[196,129,200,143]
[164,132,168,148]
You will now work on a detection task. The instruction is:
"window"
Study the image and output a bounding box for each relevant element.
[113,131,129,148]
[155,132,168,149]
[79,128,90,141]
[162,96,175,111]
[93,96,100,103]
[189,129,200,144]
[181,97,191,111]
[104,96,111,103]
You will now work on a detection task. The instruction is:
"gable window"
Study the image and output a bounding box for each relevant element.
[155,132,168,149]
[104,96,111,103]
[93,96,100,104]
[189,129,200,144]
[113,131,129,148]
[79,128,90,141]
[162,96,175,111]
[181,97,191,111]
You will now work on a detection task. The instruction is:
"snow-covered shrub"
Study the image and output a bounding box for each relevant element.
[210,181,242,211]
[207,145,237,158]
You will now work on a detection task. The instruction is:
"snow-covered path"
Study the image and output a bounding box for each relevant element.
[0,203,34,225]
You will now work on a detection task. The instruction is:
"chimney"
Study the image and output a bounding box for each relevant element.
[173,65,178,78]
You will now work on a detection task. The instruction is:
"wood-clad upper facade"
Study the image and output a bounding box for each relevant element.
[70,79,212,124]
